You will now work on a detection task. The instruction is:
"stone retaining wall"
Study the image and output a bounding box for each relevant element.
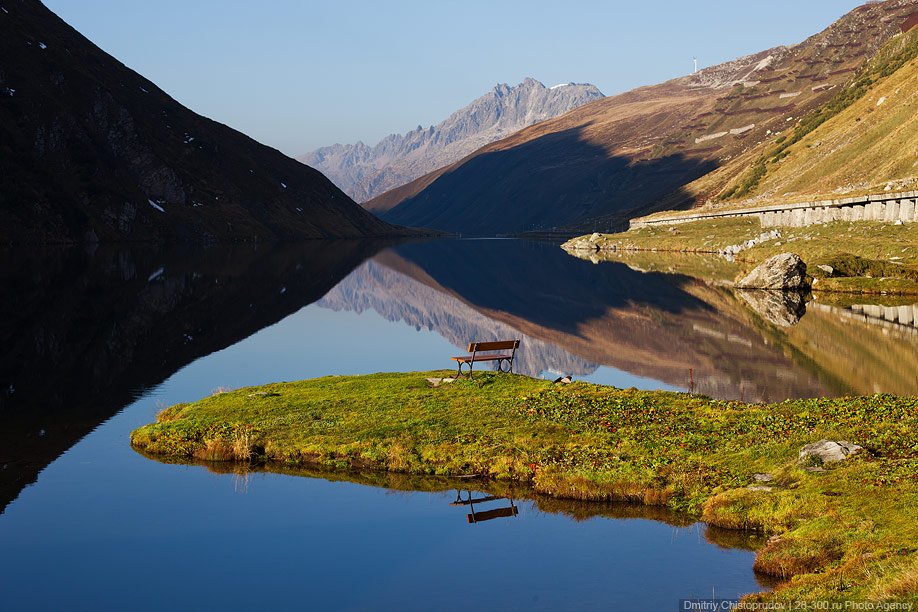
[630,191,918,229]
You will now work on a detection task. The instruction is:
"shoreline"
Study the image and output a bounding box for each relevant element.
[131,371,918,603]
[566,245,918,296]
[562,219,918,296]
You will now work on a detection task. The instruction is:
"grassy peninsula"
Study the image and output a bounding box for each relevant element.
[566,218,918,295]
[132,371,918,602]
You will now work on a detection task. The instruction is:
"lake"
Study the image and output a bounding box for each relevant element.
[1,239,914,610]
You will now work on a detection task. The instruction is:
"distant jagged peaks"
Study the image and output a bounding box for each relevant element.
[299,78,604,202]
[366,0,918,236]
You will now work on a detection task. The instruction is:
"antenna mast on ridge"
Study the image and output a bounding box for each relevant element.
[693,57,698,73]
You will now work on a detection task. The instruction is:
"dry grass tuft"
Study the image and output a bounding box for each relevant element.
[753,536,844,578]
[232,426,254,462]
[872,560,918,600]
[193,438,235,461]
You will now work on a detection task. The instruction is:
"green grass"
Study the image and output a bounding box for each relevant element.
[568,219,918,294]
[132,371,918,603]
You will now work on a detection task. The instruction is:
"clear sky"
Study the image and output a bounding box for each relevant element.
[43,0,864,157]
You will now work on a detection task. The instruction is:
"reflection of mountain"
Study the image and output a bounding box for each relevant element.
[6,238,912,516]
[568,249,918,397]
[0,241,384,513]
[317,256,598,378]
[382,240,832,401]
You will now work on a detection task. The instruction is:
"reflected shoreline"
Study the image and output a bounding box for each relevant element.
[135,448,779,590]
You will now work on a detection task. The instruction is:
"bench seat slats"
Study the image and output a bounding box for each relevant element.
[451,353,513,363]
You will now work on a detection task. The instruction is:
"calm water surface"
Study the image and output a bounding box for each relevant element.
[2,239,914,610]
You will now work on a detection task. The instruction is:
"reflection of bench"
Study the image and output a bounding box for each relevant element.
[450,495,502,506]
[451,490,519,524]
[467,505,518,524]
[451,340,520,378]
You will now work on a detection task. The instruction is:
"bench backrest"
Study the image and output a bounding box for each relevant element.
[468,340,520,352]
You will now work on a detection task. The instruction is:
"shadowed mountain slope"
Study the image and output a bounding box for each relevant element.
[0,0,397,243]
[300,78,603,203]
[368,1,918,234]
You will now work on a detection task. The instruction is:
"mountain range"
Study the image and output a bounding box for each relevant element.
[299,78,603,203]
[366,0,918,235]
[0,0,397,243]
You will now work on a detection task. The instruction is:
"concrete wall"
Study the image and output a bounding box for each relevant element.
[809,302,918,336]
[630,191,918,229]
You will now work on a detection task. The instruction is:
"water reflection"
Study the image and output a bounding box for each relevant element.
[556,247,918,397]
[736,289,807,327]
[787,298,918,396]
[2,239,916,515]
[0,241,389,512]
[451,490,519,524]
[137,454,769,570]
[324,240,918,401]
[0,457,770,610]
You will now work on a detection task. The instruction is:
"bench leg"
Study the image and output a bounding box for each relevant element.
[457,361,473,378]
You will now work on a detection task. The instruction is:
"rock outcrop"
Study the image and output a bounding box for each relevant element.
[799,440,864,464]
[301,78,603,203]
[736,253,809,290]
[561,233,605,253]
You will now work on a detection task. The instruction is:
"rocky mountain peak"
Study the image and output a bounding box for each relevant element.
[299,77,604,202]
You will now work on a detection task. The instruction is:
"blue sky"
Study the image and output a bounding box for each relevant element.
[44,0,863,156]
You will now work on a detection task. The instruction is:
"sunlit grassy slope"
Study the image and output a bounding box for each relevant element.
[683,27,918,207]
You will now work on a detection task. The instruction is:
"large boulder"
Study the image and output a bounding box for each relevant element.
[736,253,809,290]
[799,440,863,464]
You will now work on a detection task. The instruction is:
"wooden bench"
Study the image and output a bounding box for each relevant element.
[451,340,520,377]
